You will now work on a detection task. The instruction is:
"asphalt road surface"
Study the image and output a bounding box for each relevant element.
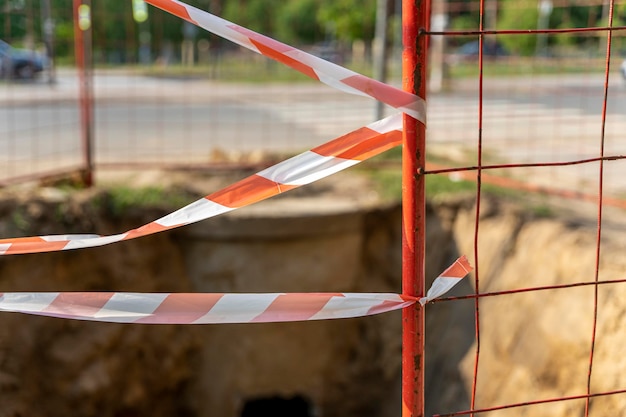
[1,69,625,193]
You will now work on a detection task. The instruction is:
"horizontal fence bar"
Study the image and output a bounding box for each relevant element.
[432,388,626,416]
[422,26,626,36]
[432,277,626,303]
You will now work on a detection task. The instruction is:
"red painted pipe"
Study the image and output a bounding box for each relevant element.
[401,0,429,415]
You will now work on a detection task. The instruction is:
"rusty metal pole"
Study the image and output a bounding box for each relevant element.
[401,0,428,415]
[73,0,94,186]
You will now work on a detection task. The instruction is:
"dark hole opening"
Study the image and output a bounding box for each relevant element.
[240,394,313,417]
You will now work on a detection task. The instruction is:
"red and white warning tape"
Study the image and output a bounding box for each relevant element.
[0,257,471,323]
[0,292,415,324]
[144,0,426,124]
[0,114,402,255]
[0,5,469,324]
[419,256,472,305]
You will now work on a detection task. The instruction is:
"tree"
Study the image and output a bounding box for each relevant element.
[497,0,539,55]
[275,0,324,45]
[222,0,276,35]
[316,0,377,44]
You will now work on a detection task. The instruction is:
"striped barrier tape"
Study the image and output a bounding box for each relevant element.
[0,5,468,326]
[419,255,472,305]
[144,0,426,124]
[0,114,402,255]
[0,257,470,323]
[0,292,415,324]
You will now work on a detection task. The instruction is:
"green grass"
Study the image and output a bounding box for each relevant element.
[361,126,557,215]
[364,146,478,200]
[427,174,477,196]
[103,186,196,217]
[367,168,476,201]
[367,165,554,218]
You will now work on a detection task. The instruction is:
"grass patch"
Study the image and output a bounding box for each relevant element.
[367,165,555,218]
[427,174,477,196]
[368,166,537,199]
[103,186,195,217]
[367,168,477,201]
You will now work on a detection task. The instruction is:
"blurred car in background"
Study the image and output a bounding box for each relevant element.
[309,42,344,65]
[446,40,509,65]
[0,40,47,80]
[621,59,626,81]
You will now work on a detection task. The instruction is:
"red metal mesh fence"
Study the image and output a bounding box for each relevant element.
[3,0,626,415]
[421,0,626,415]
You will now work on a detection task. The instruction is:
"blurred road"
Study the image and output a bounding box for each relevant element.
[1,68,626,193]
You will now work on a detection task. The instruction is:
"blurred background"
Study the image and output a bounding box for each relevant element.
[1,0,625,197]
[2,2,626,417]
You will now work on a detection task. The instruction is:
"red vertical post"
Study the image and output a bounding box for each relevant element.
[401,0,428,416]
[73,0,94,186]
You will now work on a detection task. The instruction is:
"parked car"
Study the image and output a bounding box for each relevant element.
[621,59,626,81]
[310,42,344,65]
[447,40,509,65]
[0,40,47,80]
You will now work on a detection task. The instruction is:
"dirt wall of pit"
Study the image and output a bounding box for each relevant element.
[0,187,625,417]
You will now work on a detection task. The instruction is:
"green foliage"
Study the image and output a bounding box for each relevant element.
[316,0,377,43]
[448,15,479,48]
[222,0,276,35]
[497,0,539,55]
[275,0,324,45]
[54,21,75,59]
[221,0,376,45]
[446,0,619,57]
[6,0,621,66]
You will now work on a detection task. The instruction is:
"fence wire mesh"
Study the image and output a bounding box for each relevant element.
[2,0,393,184]
[422,0,626,415]
[2,0,626,416]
